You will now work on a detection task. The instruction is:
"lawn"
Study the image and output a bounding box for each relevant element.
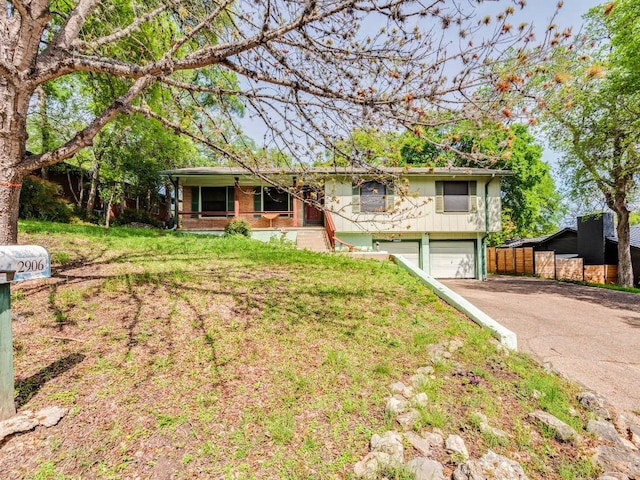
[1,221,600,479]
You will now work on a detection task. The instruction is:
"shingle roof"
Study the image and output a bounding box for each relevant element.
[605,225,640,249]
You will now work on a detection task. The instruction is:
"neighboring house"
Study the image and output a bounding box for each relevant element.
[505,213,640,286]
[162,167,509,279]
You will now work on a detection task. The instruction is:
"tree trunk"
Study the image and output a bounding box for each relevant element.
[0,169,24,245]
[105,191,114,229]
[614,208,635,288]
[0,79,32,245]
[86,158,100,217]
[164,181,173,222]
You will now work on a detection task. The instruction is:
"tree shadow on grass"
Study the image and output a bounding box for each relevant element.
[14,353,86,408]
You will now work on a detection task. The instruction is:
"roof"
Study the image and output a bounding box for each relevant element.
[606,224,640,249]
[161,166,513,177]
[504,227,577,248]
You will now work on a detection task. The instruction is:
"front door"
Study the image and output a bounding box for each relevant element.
[304,189,323,226]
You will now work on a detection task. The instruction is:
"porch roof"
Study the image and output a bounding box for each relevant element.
[161,166,513,177]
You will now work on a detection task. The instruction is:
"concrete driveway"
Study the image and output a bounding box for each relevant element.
[441,275,640,420]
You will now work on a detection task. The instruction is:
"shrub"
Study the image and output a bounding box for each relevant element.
[112,209,164,228]
[19,176,73,223]
[224,219,251,237]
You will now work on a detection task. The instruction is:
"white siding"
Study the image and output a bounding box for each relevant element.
[378,241,421,269]
[325,176,501,234]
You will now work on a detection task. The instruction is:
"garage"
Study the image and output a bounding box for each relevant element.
[429,241,476,278]
[377,240,421,269]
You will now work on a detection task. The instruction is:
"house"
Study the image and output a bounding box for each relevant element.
[162,167,510,279]
[504,213,640,286]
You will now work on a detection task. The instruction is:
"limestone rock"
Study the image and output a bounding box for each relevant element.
[0,406,68,442]
[447,339,464,353]
[475,413,508,441]
[386,395,409,415]
[427,344,450,363]
[396,409,421,431]
[578,391,611,420]
[528,410,580,444]
[370,431,403,465]
[423,431,444,449]
[410,374,429,388]
[453,450,528,480]
[597,474,630,480]
[35,406,68,428]
[390,382,408,395]
[412,392,429,408]
[417,366,434,376]
[0,413,39,442]
[406,457,445,480]
[445,434,469,462]
[588,420,627,445]
[404,431,432,456]
[354,452,391,479]
[594,446,640,478]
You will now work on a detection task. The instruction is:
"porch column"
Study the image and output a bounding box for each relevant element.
[234,177,240,218]
[292,177,298,226]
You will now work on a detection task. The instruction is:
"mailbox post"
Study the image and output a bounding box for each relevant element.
[0,246,50,421]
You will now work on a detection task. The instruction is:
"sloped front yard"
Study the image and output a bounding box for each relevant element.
[0,222,615,479]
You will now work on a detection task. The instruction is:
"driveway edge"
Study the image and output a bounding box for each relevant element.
[392,255,518,350]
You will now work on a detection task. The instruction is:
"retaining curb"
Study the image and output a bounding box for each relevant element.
[391,255,518,351]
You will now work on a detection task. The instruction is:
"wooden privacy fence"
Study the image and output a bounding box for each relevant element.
[486,247,618,284]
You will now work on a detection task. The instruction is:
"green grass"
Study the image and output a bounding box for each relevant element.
[5,220,600,480]
[562,279,640,294]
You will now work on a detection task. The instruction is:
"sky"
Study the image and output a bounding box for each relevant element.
[239,0,607,174]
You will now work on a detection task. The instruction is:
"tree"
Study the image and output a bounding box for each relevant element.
[520,3,640,287]
[0,0,563,244]
[329,122,563,239]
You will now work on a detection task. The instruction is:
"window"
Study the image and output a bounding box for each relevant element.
[352,180,395,213]
[254,187,292,215]
[435,181,477,213]
[192,186,233,217]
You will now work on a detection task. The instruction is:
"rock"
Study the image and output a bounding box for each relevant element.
[445,434,469,462]
[354,452,391,479]
[417,366,434,376]
[427,344,449,363]
[453,450,528,480]
[423,431,445,449]
[410,374,429,388]
[0,406,68,442]
[597,474,630,480]
[528,410,580,444]
[588,420,628,445]
[412,392,429,408]
[0,413,39,442]
[406,457,446,480]
[35,406,68,428]
[404,431,432,456]
[447,339,464,353]
[396,409,421,431]
[578,391,611,420]
[474,413,508,441]
[594,446,640,478]
[370,431,403,465]
[390,382,408,395]
[386,395,409,415]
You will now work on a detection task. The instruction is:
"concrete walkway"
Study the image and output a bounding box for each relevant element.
[442,276,640,420]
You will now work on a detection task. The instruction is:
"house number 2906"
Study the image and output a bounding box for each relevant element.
[17,259,46,272]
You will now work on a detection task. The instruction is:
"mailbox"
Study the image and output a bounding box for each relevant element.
[0,245,50,283]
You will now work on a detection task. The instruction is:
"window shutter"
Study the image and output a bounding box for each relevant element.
[254,187,262,216]
[385,184,395,212]
[191,187,200,218]
[435,181,444,213]
[352,185,360,213]
[226,186,234,213]
[469,181,477,213]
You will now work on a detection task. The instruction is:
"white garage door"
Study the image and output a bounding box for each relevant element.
[378,241,421,269]
[429,241,476,278]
